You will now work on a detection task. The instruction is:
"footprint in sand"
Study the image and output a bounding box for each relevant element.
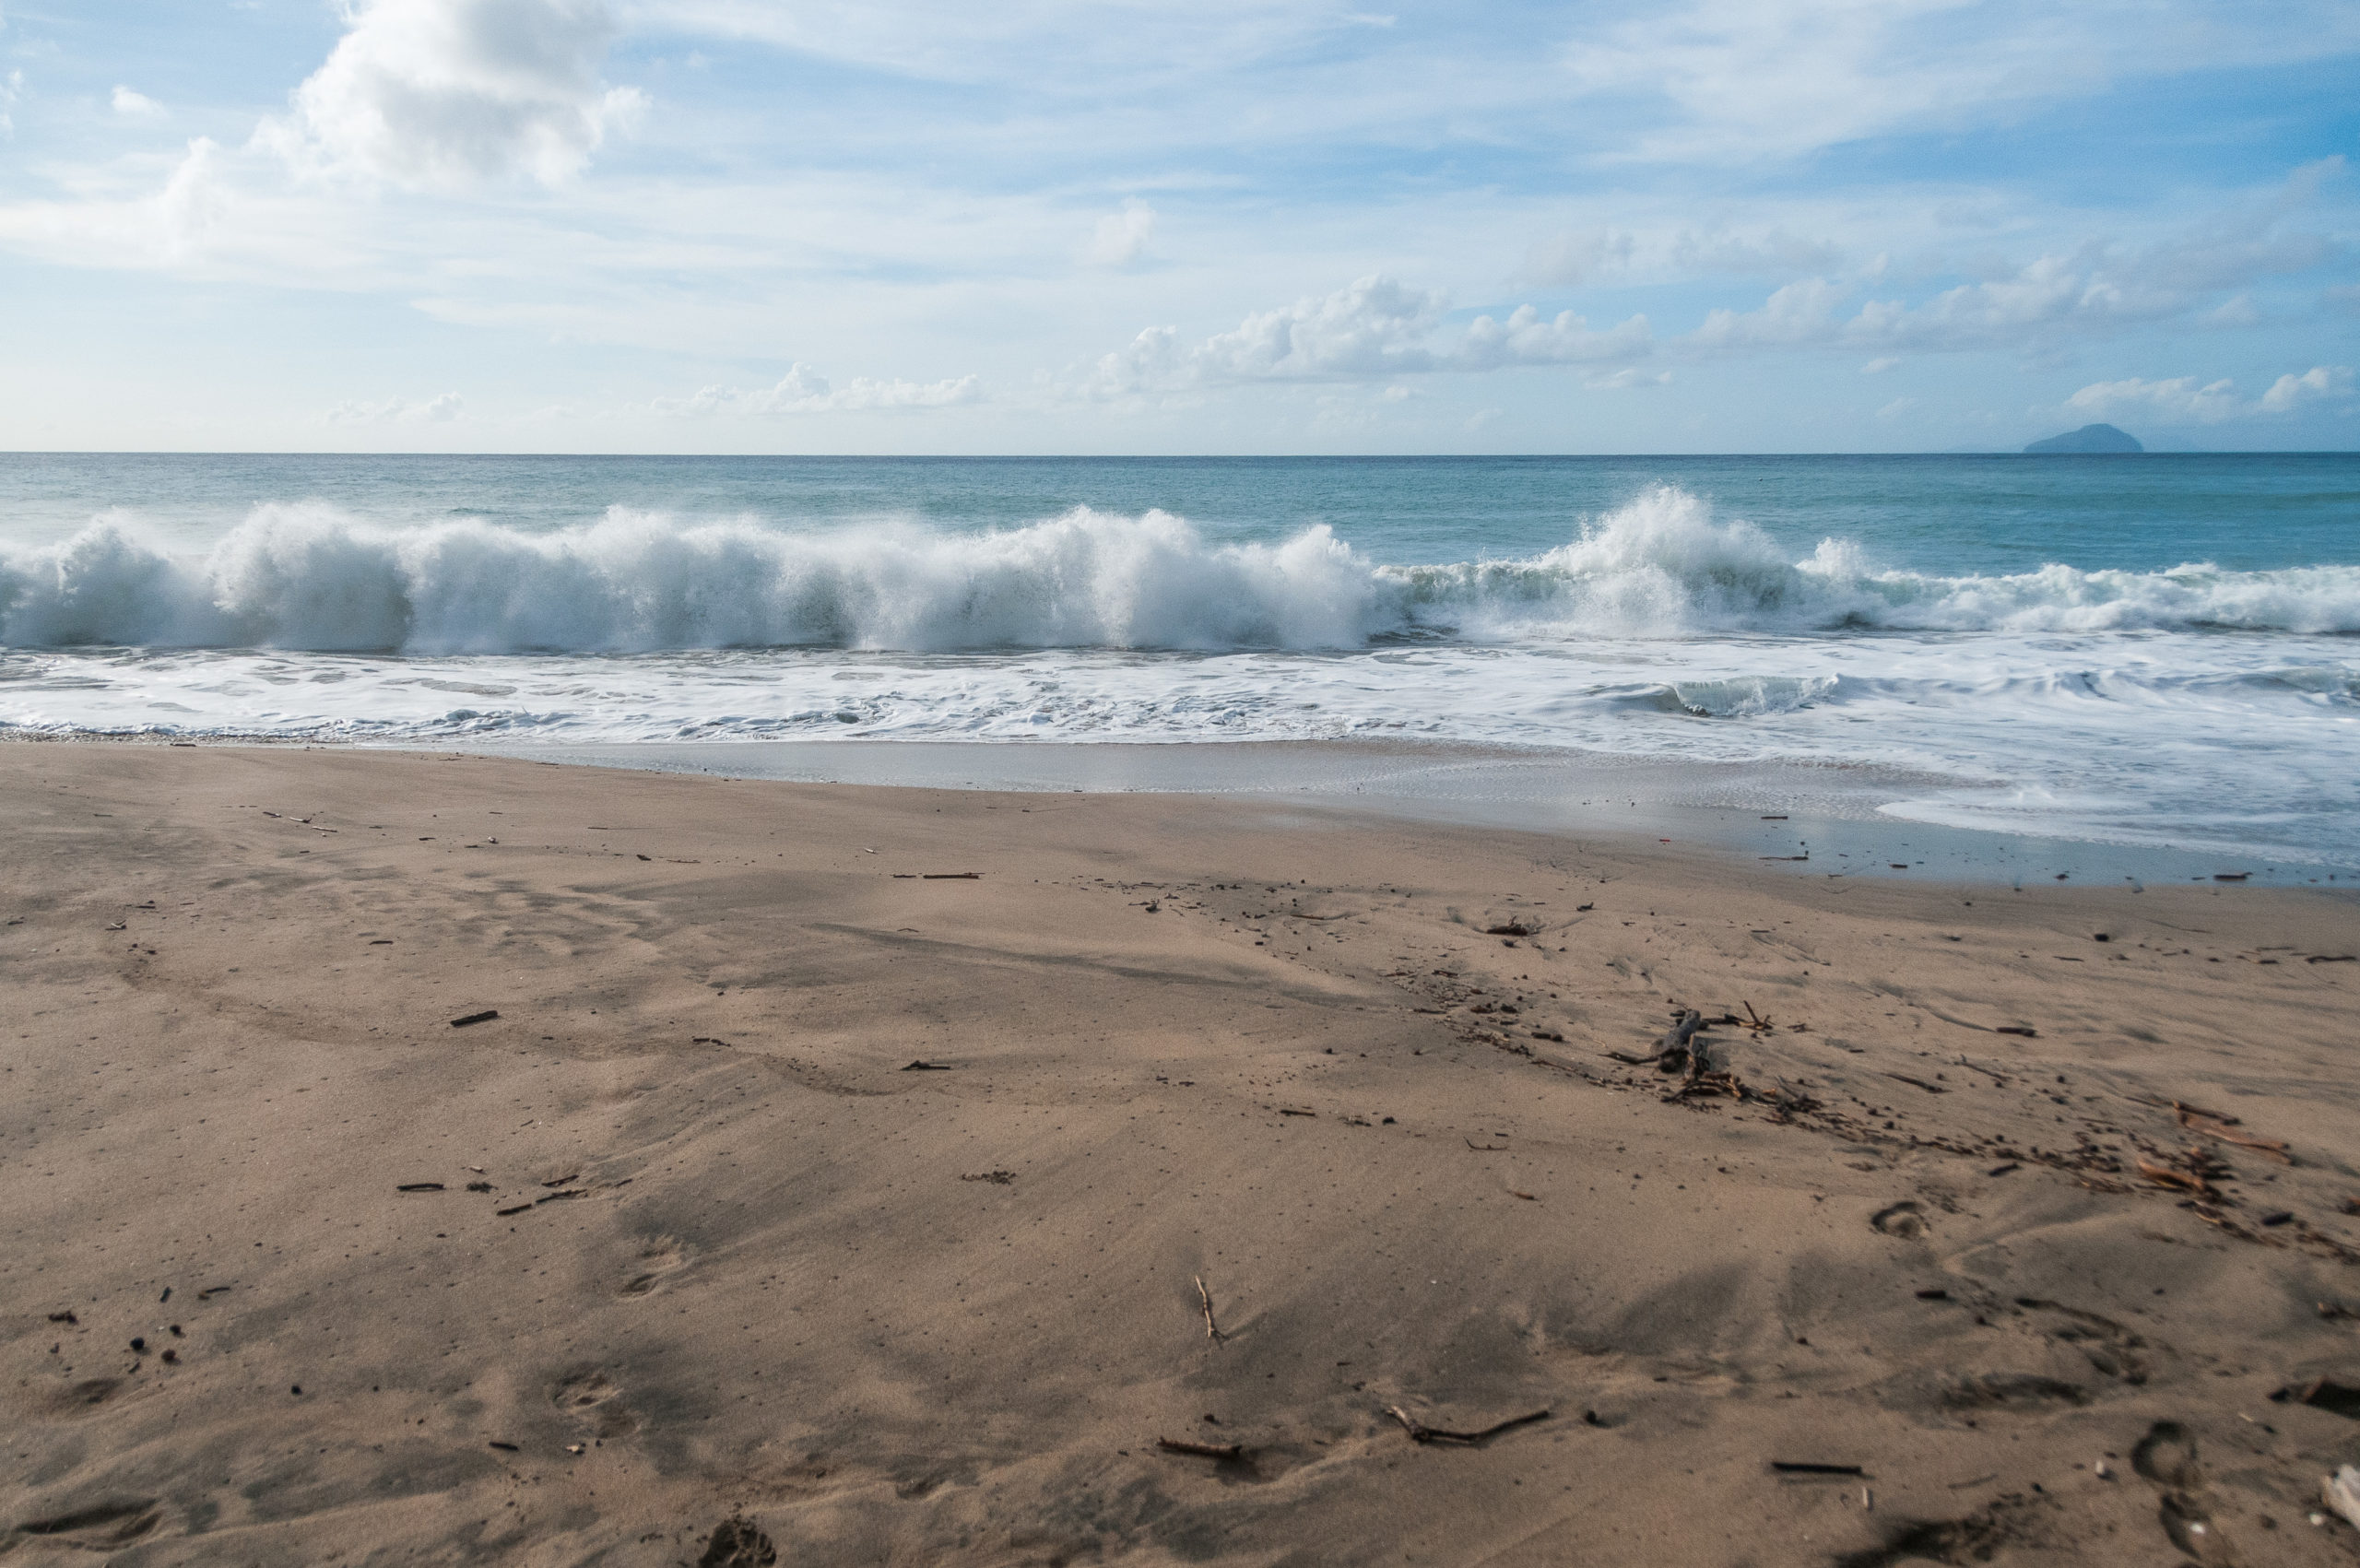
[1870,1201,1928,1239]
[621,1238,690,1297]
[698,1515,777,1567]
[2132,1421,2231,1563]
[553,1370,640,1437]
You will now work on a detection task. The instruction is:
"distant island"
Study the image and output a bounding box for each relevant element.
[2024,422,2143,454]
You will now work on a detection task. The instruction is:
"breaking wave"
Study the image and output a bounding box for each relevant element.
[5,487,2357,652]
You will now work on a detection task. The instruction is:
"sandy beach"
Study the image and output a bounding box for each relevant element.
[6,741,2360,1566]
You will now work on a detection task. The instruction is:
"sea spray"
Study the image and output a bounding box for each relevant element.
[9,487,2360,652]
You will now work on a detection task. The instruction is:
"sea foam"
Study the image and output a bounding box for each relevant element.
[5,487,2359,652]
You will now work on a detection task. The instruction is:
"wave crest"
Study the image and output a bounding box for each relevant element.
[4,487,2356,652]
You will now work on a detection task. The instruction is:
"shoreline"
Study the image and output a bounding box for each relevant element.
[6,740,2360,1564]
[18,727,2348,887]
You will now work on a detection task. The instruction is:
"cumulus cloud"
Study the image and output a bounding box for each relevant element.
[2064,364,2352,425]
[1084,275,1653,396]
[2260,363,2355,412]
[259,0,644,188]
[112,86,166,119]
[325,391,466,423]
[656,364,985,415]
[1082,198,1155,267]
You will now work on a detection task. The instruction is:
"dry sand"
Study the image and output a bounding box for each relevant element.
[6,742,2360,1567]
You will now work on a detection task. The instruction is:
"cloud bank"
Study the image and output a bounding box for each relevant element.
[2066,365,2354,425]
[1085,276,1652,397]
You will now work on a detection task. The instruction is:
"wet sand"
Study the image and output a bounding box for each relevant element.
[6,742,2360,1566]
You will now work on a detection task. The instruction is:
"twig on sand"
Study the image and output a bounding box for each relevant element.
[922,872,983,879]
[1771,1461,1866,1476]
[1196,1276,1224,1342]
[1156,1437,1244,1460]
[1386,1405,1552,1445]
[449,1010,500,1028]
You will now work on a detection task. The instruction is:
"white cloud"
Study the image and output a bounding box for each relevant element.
[1085,275,1653,396]
[260,0,645,188]
[2260,363,2354,412]
[157,138,231,260]
[112,86,166,119]
[656,363,985,415]
[1691,253,2185,358]
[2065,364,2352,425]
[325,391,466,423]
[0,69,20,138]
[1082,198,1155,268]
[1859,356,1900,373]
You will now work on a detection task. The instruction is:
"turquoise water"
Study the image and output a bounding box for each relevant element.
[3,452,2354,572]
[1,452,2355,864]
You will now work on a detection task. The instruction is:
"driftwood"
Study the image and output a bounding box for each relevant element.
[922,872,983,879]
[1386,1405,1551,1445]
[2135,1156,2217,1199]
[395,1183,444,1192]
[902,1060,951,1071]
[1156,1437,1243,1460]
[1771,1461,1866,1476]
[449,1010,500,1028]
[2175,1102,2292,1163]
[1654,1010,1705,1074]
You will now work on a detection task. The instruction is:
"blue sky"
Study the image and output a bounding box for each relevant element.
[0,0,2354,453]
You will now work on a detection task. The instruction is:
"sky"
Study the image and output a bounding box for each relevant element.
[0,0,2354,454]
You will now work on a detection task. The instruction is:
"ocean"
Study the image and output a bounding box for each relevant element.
[3,452,2355,868]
